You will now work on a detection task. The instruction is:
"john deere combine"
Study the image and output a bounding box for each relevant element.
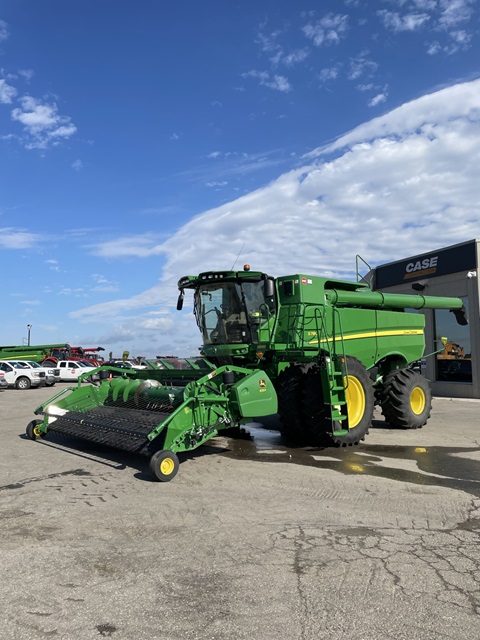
[26,265,467,481]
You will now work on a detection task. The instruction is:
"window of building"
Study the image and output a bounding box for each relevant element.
[434,299,472,383]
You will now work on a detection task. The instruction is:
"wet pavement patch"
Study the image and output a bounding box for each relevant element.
[216,423,480,497]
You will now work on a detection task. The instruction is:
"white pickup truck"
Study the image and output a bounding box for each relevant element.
[0,360,47,389]
[56,360,98,382]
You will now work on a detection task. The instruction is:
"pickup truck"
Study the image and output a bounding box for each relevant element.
[56,360,99,382]
[0,360,47,389]
[6,360,60,386]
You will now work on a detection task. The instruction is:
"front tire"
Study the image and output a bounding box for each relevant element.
[149,450,179,482]
[276,363,314,441]
[26,419,45,440]
[303,356,374,447]
[378,368,432,429]
[16,377,31,390]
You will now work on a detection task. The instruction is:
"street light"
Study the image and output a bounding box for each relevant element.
[27,324,32,346]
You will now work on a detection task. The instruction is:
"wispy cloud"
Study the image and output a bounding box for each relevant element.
[302,13,349,47]
[378,0,477,54]
[91,274,119,293]
[11,95,77,149]
[348,51,378,81]
[0,19,9,42]
[45,259,60,271]
[369,91,388,107]
[377,10,431,32]
[0,79,17,104]
[87,233,166,258]
[0,227,41,249]
[241,69,292,92]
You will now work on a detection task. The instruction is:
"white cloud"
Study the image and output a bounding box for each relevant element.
[91,273,119,293]
[88,234,165,258]
[369,92,388,107]
[0,227,40,249]
[18,69,34,82]
[378,10,431,31]
[348,51,378,81]
[282,48,310,67]
[72,159,83,171]
[11,95,77,149]
[242,69,292,92]
[303,13,349,47]
[319,65,342,83]
[72,79,480,355]
[379,0,476,54]
[206,181,228,188]
[438,0,474,28]
[46,259,60,271]
[305,78,480,157]
[0,20,9,42]
[0,79,17,104]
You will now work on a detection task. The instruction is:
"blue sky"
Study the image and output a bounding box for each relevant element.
[1,0,479,357]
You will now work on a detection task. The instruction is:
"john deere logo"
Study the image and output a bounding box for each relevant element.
[259,378,267,392]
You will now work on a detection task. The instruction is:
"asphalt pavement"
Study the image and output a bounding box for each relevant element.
[1,384,480,640]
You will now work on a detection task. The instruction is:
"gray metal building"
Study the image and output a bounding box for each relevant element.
[373,239,479,399]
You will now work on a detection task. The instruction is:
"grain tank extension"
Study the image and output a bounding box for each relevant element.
[25,266,466,482]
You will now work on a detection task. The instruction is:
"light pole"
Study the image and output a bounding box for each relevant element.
[27,324,32,346]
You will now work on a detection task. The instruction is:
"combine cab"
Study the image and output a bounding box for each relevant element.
[26,264,467,481]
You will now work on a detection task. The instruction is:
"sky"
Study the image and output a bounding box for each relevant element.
[1,0,479,358]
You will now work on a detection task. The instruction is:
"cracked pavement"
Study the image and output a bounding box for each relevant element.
[1,388,480,639]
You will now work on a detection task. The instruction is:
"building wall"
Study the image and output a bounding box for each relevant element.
[374,239,479,399]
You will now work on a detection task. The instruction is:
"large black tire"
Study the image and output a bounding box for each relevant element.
[276,363,314,442]
[41,360,57,367]
[378,368,432,429]
[149,450,179,482]
[302,356,374,447]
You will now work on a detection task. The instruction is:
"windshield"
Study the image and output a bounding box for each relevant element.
[26,361,40,368]
[194,280,275,345]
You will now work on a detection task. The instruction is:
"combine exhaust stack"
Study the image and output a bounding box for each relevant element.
[26,365,277,482]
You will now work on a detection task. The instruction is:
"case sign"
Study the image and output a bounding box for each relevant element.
[374,241,477,289]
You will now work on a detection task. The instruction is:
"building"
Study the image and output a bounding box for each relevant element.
[373,239,479,399]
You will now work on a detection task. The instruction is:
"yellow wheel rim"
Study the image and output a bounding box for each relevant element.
[410,386,426,415]
[33,426,41,437]
[160,458,175,476]
[345,376,365,429]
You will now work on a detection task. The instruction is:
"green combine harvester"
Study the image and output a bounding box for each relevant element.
[26,265,467,481]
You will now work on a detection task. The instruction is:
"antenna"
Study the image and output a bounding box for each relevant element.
[231,242,246,270]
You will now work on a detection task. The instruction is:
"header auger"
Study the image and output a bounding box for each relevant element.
[26,265,466,481]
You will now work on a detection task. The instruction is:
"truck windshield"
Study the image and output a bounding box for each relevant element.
[194,280,275,345]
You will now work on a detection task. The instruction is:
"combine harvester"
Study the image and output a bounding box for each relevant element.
[26,265,467,481]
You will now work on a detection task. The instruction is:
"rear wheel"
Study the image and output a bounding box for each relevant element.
[149,450,179,482]
[16,377,31,390]
[378,368,432,429]
[303,356,374,447]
